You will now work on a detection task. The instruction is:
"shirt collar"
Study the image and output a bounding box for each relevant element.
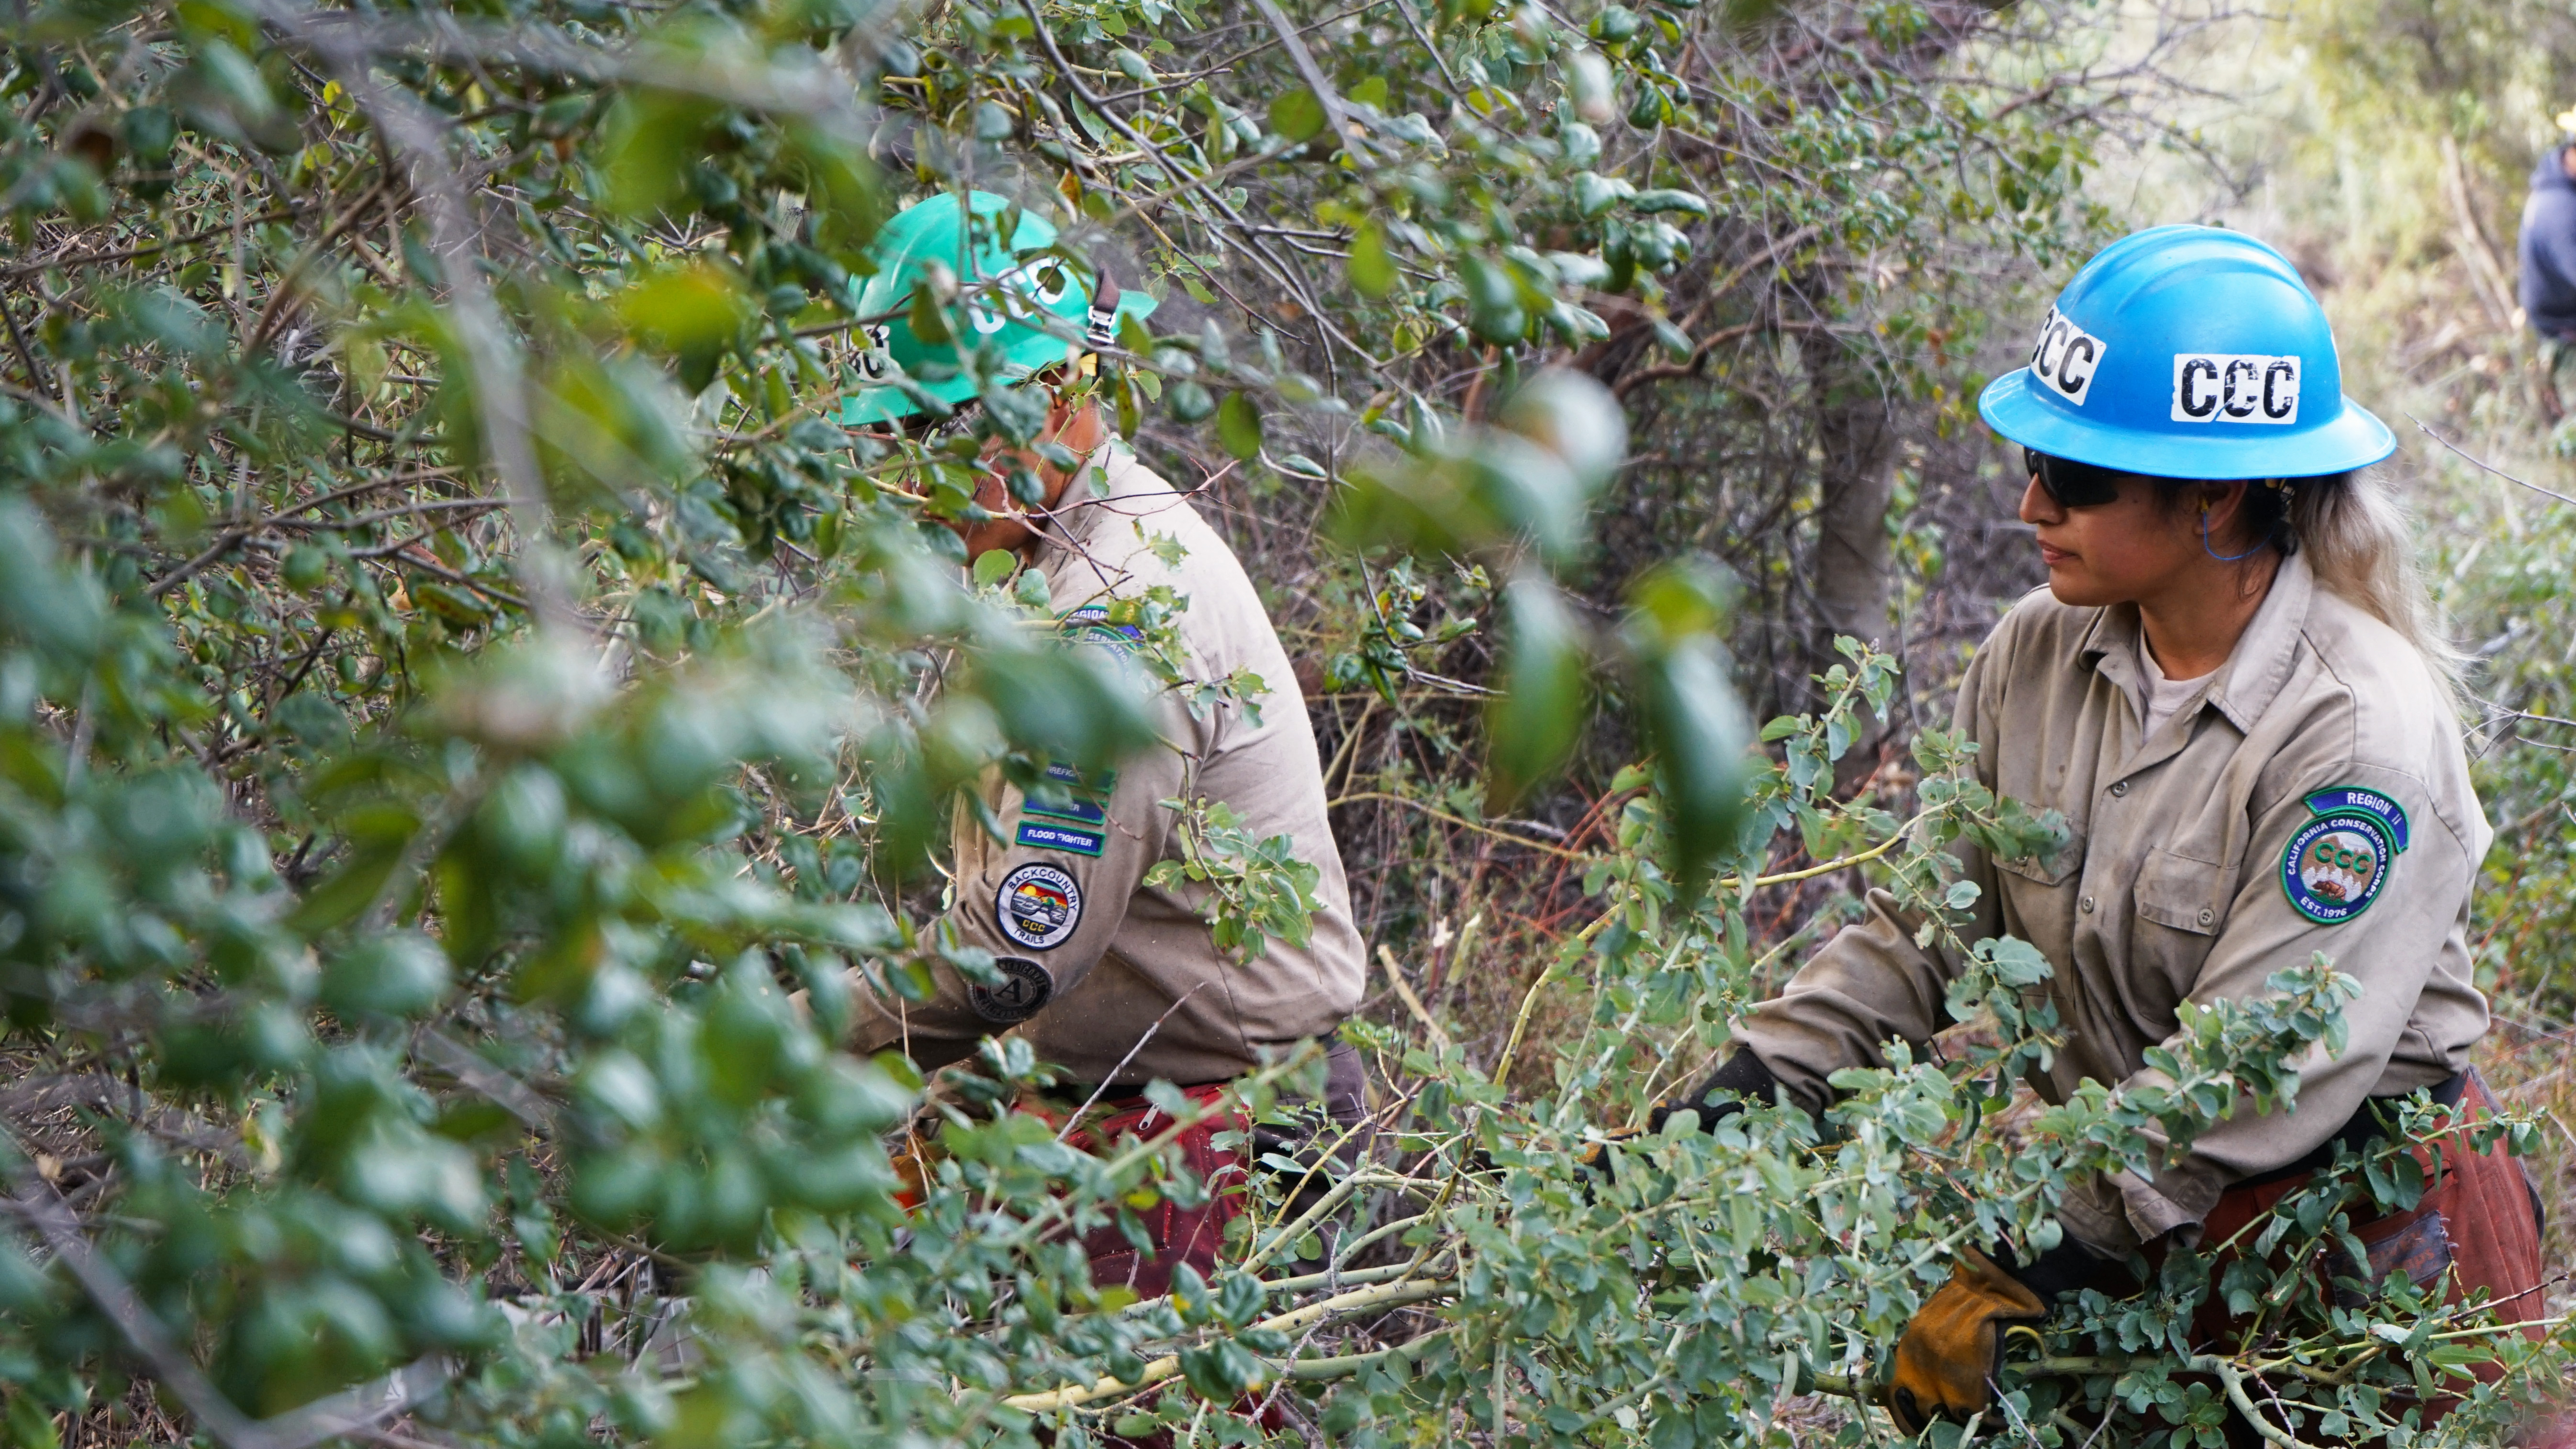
[2078,602,2144,708]
[1032,441,1129,558]
[2205,547,2313,730]
[2075,547,2314,732]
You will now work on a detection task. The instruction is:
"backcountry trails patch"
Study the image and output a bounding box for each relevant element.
[997,862,1084,949]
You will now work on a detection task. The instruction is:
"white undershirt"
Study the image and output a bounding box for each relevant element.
[2140,644,2217,740]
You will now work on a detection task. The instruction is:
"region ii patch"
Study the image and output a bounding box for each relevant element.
[996,862,1083,950]
[2280,809,2397,925]
[1017,818,1106,857]
[968,955,1054,1024]
[1059,603,1146,656]
[2302,786,2409,853]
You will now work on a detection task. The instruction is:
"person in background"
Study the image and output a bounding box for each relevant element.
[840,191,1370,1298]
[2519,109,2576,414]
[1622,226,2560,1444]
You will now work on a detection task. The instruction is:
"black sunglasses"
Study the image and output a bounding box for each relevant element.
[2023,447,2132,508]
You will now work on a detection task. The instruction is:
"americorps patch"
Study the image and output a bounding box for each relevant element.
[2280,804,2397,925]
[996,862,1083,949]
[968,955,1054,1024]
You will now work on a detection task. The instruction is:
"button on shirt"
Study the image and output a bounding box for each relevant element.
[1737,551,2491,1252]
[852,447,1366,1087]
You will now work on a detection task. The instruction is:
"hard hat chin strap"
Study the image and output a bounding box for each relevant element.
[2202,481,2286,564]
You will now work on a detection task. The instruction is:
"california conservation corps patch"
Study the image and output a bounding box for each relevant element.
[996,862,1083,950]
[2279,787,2408,925]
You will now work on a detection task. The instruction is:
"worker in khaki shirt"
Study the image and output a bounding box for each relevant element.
[1630,228,2550,1439]
[854,436,1368,1097]
[837,192,1367,1293]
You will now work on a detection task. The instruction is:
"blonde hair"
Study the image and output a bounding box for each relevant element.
[2289,469,2467,701]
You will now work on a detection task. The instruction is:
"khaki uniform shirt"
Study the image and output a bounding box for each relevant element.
[1738,551,2491,1252]
[854,447,1366,1086]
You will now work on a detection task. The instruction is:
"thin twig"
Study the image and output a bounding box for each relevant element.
[2411,417,2576,508]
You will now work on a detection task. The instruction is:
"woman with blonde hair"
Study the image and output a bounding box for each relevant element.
[1635,226,2557,1443]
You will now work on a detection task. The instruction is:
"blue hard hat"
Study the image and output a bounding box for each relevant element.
[1978,225,2396,480]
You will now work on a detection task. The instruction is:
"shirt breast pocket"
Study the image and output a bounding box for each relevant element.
[1992,829,2085,889]
[2135,847,2237,936]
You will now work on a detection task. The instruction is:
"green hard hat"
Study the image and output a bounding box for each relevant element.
[841,190,1158,426]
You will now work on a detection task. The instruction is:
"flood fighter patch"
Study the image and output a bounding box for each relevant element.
[2280,792,2401,925]
[968,955,1054,1024]
[997,862,1083,950]
[1016,818,1107,857]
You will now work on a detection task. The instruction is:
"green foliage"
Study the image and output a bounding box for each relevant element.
[1145,797,1325,961]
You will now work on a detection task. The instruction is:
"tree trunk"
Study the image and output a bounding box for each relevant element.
[1809,343,1898,789]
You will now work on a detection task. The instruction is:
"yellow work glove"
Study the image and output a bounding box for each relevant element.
[1573,1124,1648,1175]
[1888,1246,2047,1436]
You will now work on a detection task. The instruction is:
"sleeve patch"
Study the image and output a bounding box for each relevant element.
[2303,786,2409,853]
[1016,819,1106,857]
[997,863,1083,950]
[1059,603,1145,656]
[2281,812,2397,925]
[1026,759,1111,826]
[968,955,1055,1024]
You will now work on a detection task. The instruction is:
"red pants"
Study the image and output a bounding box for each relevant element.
[1059,1086,1282,1449]
[2190,1070,2567,1447]
[1061,1084,1253,1299]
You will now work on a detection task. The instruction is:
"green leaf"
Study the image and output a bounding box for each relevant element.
[597,89,720,217]
[1461,254,1526,343]
[1495,369,1627,487]
[908,278,954,346]
[1486,575,1588,811]
[1178,1338,1270,1398]
[614,262,756,354]
[1268,87,1327,143]
[1167,380,1217,423]
[1629,188,1711,217]
[1625,561,1753,895]
[1350,222,1396,298]
[1216,391,1264,459]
